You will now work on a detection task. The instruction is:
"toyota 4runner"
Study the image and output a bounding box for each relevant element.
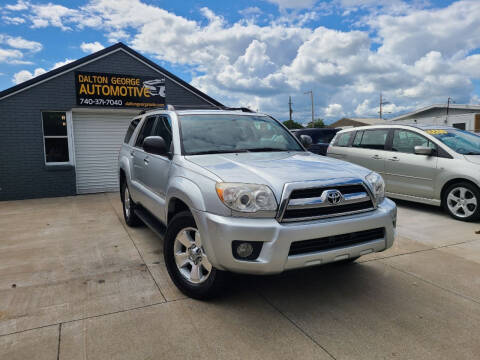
[119,107,397,299]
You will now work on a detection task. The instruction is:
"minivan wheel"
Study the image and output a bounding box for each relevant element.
[443,182,480,222]
[164,211,227,300]
[121,181,141,227]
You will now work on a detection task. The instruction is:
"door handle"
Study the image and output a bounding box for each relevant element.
[388,156,400,162]
[144,157,150,165]
[371,155,382,160]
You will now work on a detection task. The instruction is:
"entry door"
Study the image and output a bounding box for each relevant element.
[384,129,438,198]
[347,129,389,175]
[73,112,135,194]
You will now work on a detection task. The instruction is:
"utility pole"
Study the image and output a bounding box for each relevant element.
[379,92,383,120]
[379,92,390,120]
[304,90,314,123]
[446,97,454,123]
[288,96,293,121]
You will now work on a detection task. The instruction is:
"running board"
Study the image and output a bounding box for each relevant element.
[135,206,167,240]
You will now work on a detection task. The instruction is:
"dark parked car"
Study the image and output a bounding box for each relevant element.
[292,128,340,155]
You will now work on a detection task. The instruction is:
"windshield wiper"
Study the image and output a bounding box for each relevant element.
[242,147,287,152]
[187,149,250,155]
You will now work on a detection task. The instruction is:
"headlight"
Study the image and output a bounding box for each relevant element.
[215,183,277,213]
[365,172,385,204]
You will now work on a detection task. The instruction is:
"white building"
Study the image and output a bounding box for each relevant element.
[390,104,480,133]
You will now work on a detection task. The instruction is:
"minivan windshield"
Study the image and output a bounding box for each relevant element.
[426,129,480,155]
[179,114,304,155]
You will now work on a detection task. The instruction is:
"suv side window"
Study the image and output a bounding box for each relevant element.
[353,129,388,150]
[392,129,436,154]
[135,116,157,148]
[334,132,353,147]
[153,116,173,151]
[124,118,140,144]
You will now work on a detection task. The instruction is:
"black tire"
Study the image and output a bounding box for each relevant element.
[335,256,360,265]
[121,181,142,227]
[443,182,480,222]
[164,211,227,300]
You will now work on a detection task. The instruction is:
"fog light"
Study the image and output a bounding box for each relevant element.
[232,241,263,261]
[236,242,253,258]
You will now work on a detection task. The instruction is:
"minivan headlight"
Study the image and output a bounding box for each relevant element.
[216,183,277,213]
[365,172,385,204]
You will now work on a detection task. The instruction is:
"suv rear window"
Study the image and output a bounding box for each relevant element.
[353,129,388,150]
[334,132,353,147]
[124,119,140,144]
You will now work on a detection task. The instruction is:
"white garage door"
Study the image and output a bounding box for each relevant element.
[73,112,134,194]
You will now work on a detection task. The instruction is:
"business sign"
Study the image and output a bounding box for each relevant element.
[75,71,165,108]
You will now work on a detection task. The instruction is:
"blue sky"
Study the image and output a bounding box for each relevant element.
[1,0,480,124]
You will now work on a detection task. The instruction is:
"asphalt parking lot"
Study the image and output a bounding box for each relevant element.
[1,193,479,359]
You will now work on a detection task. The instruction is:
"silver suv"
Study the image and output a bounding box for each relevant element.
[118,108,396,299]
[327,125,480,221]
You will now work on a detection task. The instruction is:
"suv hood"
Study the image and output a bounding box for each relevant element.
[464,155,480,165]
[185,151,371,199]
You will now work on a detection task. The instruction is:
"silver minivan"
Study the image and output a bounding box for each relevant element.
[327,125,480,221]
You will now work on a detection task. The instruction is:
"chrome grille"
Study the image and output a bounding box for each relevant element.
[277,180,375,222]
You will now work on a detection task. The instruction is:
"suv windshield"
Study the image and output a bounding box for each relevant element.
[180,114,303,155]
[426,129,480,155]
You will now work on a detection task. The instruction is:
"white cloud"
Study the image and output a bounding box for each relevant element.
[265,0,317,9]
[12,58,75,85]
[6,0,480,120]
[238,7,262,17]
[12,68,46,84]
[2,16,26,24]
[0,34,42,52]
[80,41,104,53]
[4,0,29,11]
[0,48,23,63]
[52,58,74,69]
[324,103,344,117]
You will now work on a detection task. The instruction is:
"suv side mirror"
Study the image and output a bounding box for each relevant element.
[414,146,433,156]
[143,136,169,156]
[300,134,312,148]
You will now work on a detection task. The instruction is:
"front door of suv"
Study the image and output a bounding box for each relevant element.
[384,129,438,199]
[348,129,389,176]
[141,115,173,222]
[131,115,157,207]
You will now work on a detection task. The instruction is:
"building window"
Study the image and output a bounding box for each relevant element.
[42,112,70,163]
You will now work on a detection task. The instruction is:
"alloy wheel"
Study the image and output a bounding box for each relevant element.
[447,186,477,218]
[173,227,212,284]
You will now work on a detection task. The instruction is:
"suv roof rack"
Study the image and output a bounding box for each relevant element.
[138,104,254,115]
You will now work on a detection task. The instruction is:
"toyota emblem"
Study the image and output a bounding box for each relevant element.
[325,189,343,205]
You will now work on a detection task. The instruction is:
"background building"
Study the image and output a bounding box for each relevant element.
[390,104,480,132]
[0,43,223,201]
[328,117,386,128]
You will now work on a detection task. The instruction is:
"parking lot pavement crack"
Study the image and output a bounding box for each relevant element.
[381,261,480,306]
[0,299,186,338]
[361,237,480,263]
[56,323,62,360]
[257,290,337,360]
[106,194,167,303]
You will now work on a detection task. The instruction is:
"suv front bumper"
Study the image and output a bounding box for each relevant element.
[193,198,396,275]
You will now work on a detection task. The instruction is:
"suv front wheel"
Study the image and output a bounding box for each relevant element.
[443,182,480,222]
[164,211,227,299]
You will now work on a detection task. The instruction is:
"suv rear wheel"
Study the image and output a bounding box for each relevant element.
[164,211,227,299]
[121,181,142,227]
[443,182,480,222]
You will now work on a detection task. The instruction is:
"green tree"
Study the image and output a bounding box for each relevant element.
[306,118,325,128]
[283,120,304,129]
